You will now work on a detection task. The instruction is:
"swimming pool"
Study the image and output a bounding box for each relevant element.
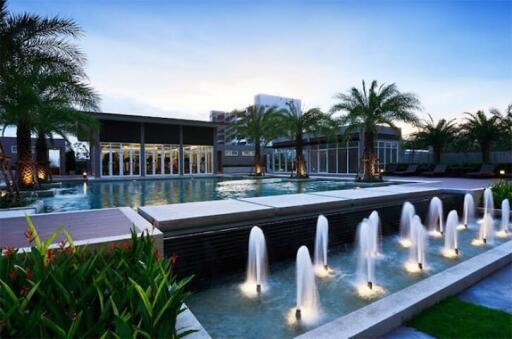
[41,176,391,213]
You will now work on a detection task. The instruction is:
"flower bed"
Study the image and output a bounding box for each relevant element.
[0,217,193,337]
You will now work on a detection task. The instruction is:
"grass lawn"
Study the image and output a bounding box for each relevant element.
[407,297,512,339]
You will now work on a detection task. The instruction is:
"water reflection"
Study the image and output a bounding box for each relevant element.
[42,177,386,213]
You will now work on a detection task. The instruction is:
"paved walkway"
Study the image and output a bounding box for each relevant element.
[458,264,512,314]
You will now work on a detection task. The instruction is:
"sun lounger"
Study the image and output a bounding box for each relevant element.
[466,164,496,178]
[421,164,448,176]
[394,164,418,176]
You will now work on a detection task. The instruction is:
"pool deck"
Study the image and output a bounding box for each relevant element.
[0,207,163,254]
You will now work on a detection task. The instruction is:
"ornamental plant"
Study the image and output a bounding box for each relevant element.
[490,180,512,207]
[0,216,193,338]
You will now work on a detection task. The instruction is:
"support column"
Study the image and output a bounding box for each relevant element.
[179,125,184,175]
[140,123,146,177]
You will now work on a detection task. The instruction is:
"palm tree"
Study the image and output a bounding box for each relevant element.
[281,101,335,177]
[411,114,457,164]
[460,110,502,164]
[330,80,421,181]
[229,105,283,175]
[32,70,99,181]
[0,0,88,187]
[491,104,512,151]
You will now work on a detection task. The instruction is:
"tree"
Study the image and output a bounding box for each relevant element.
[491,104,512,151]
[460,110,502,164]
[281,101,336,177]
[0,0,94,187]
[330,80,420,181]
[32,70,99,181]
[411,114,457,164]
[229,105,282,175]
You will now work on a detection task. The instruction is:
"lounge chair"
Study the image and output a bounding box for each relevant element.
[383,164,397,175]
[466,164,496,178]
[394,164,418,176]
[421,164,448,177]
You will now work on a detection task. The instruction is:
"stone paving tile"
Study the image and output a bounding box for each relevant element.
[382,326,434,339]
[458,264,512,314]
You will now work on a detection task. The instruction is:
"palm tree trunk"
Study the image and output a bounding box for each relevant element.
[254,143,262,175]
[362,129,377,181]
[16,118,36,188]
[35,132,50,182]
[294,132,307,178]
[481,143,491,164]
[433,145,441,165]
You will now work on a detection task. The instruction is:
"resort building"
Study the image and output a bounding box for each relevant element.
[87,112,218,178]
[267,126,401,175]
[0,136,66,175]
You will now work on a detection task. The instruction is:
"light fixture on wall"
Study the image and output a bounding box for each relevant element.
[499,169,505,176]
[82,171,88,181]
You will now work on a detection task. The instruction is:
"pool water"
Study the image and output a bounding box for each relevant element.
[186,220,509,338]
[41,176,387,213]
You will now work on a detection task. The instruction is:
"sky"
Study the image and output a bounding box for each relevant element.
[9,0,512,134]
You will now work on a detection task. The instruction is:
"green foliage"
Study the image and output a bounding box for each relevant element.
[490,180,512,208]
[330,80,421,180]
[411,114,458,164]
[0,217,193,338]
[0,194,34,209]
[459,110,503,163]
[408,297,512,338]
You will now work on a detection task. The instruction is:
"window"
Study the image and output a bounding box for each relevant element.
[224,150,238,156]
[241,150,255,157]
[11,146,16,153]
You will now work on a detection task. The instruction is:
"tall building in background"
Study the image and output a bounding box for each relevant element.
[210,110,237,145]
[254,94,301,112]
[210,94,302,174]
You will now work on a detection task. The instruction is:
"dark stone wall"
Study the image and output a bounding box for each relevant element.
[165,192,463,289]
[144,123,180,144]
[100,120,141,143]
[182,126,215,145]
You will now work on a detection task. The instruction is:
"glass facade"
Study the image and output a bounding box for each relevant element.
[100,143,212,177]
[101,143,141,176]
[269,140,399,175]
[376,141,399,166]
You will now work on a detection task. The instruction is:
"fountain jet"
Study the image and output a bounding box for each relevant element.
[475,213,495,245]
[246,226,268,294]
[368,211,381,256]
[428,197,444,235]
[409,215,427,271]
[400,202,415,246]
[483,188,494,218]
[314,215,329,272]
[463,193,475,229]
[295,246,319,320]
[356,219,376,289]
[444,210,459,257]
[499,199,510,236]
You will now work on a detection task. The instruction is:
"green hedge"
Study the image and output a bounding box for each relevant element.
[0,217,193,338]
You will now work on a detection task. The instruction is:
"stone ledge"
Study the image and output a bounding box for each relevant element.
[296,240,512,339]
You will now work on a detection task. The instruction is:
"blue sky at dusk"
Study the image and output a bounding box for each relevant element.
[9,0,512,133]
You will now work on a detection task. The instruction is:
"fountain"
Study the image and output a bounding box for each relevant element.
[462,193,475,229]
[295,246,319,321]
[483,187,494,218]
[443,210,459,257]
[474,213,495,245]
[407,215,428,272]
[428,196,444,236]
[399,202,415,247]
[368,210,381,256]
[356,219,376,289]
[245,226,268,295]
[314,215,329,274]
[498,199,510,238]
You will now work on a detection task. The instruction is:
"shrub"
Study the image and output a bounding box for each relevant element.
[490,180,512,207]
[0,216,193,338]
[0,194,35,209]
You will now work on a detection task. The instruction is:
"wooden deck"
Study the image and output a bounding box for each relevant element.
[0,208,140,249]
